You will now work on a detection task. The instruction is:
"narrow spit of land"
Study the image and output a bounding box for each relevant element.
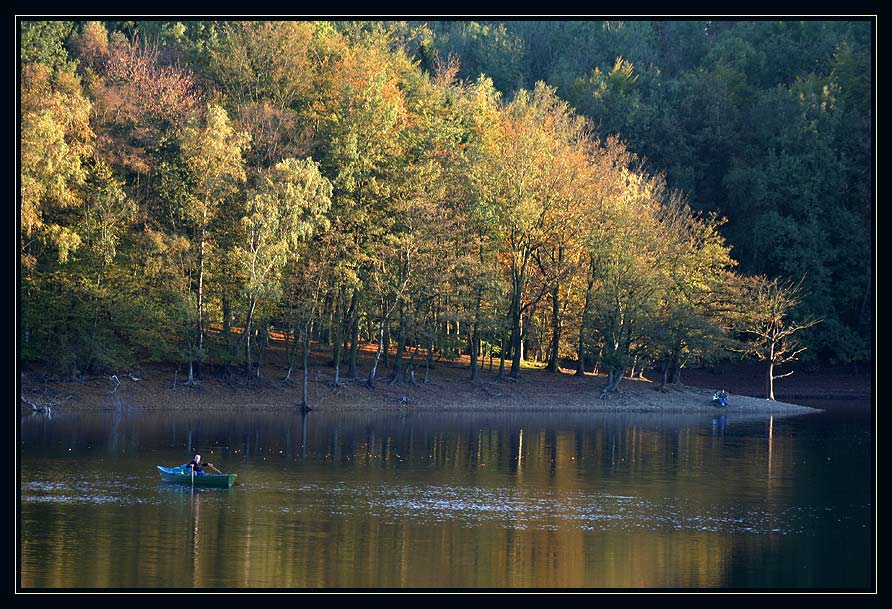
[19,342,868,416]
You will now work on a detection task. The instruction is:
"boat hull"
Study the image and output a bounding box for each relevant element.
[157,466,237,487]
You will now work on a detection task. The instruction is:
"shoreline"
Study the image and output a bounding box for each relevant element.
[18,358,832,417]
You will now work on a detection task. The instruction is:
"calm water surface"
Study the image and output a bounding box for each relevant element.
[18,405,873,590]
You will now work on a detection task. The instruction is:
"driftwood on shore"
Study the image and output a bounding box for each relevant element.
[18,363,839,415]
[21,395,55,413]
[20,374,80,413]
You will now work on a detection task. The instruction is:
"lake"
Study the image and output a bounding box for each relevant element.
[18,404,874,590]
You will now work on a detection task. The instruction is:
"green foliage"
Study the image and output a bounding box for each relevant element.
[82,160,134,265]
[459,19,871,366]
[148,131,197,233]
[238,157,332,309]
[424,21,526,94]
[20,20,76,69]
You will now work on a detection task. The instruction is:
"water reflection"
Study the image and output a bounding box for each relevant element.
[18,409,872,589]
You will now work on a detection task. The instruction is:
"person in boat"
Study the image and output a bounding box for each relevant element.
[712,389,729,407]
[185,453,219,476]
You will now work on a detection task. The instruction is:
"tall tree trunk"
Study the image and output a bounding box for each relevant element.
[518,315,525,364]
[347,312,360,379]
[282,331,298,382]
[628,358,636,379]
[196,223,206,379]
[497,336,506,381]
[575,334,586,375]
[604,367,625,393]
[299,324,311,410]
[367,319,386,390]
[331,289,345,386]
[576,276,595,376]
[470,324,480,382]
[404,345,419,386]
[343,288,360,379]
[444,294,450,337]
[390,303,407,383]
[765,334,777,400]
[243,296,257,377]
[332,333,343,386]
[509,314,522,379]
[470,280,482,381]
[662,344,682,386]
[547,285,561,373]
[509,270,523,379]
[424,337,433,384]
[222,294,231,345]
[454,319,461,358]
[254,327,264,378]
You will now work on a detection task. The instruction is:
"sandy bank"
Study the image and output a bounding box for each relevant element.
[19,359,820,417]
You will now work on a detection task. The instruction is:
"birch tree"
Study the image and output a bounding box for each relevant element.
[235,157,332,376]
[180,103,249,385]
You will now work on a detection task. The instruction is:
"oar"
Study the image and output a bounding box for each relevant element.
[191,465,194,487]
[207,463,223,474]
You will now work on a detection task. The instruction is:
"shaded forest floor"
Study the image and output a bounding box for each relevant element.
[19,336,873,415]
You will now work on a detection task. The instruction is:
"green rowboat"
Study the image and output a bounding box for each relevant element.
[157,465,237,488]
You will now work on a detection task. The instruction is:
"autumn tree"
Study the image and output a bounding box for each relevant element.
[179,103,249,385]
[469,82,590,380]
[651,192,737,388]
[235,157,332,376]
[79,26,201,186]
[731,276,821,400]
[589,165,666,395]
[281,244,334,410]
[314,28,413,388]
[20,51,95,371]
[20,62,93,268]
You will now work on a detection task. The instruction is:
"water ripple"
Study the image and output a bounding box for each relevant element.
[331,484,814,535]
[22,494,148,505]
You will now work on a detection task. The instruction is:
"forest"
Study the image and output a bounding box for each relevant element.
[18,19,873,403]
